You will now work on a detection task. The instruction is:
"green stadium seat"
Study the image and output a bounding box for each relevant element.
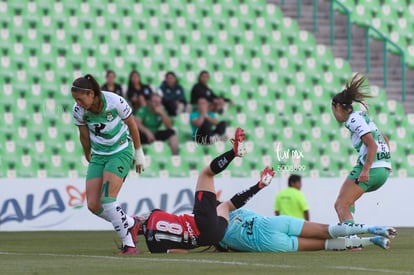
[1,0,411,178]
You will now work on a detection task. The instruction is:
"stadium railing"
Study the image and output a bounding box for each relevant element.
[279,0,407,102]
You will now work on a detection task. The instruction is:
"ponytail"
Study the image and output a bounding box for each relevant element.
[332,73,372,111]
[71,74,102,97]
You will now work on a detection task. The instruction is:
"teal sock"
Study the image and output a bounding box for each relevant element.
[349,205,355,214]
[328,223,370,238]
[343,219,355,224]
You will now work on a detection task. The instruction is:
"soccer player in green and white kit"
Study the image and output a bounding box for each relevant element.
[331,73,391,224]
[72,74,145,254]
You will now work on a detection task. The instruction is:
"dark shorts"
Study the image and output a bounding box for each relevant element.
[140,129,175,144]
[193,191,228,246]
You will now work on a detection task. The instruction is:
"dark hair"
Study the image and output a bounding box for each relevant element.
[165,71,176,79]
[198,70,209,83]
[128,70,141,92]
[288,174,301,187]
[332,73,372,111]
[71,74,101,96]
[106,70,115,78]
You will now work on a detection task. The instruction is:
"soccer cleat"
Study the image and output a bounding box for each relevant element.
[369,236,390,250]
[128,216,141,244]
[119,245,140,255]
[231,127,246,157]
[368,226,397,239]
[258,167,275,188]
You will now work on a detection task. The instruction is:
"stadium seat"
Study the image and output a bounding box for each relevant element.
[0,0,411,178]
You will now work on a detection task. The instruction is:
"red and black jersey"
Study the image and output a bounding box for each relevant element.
[143,209,201,253]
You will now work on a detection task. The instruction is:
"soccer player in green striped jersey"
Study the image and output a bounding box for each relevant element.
[72,74,146,254]
[331,73,391,225]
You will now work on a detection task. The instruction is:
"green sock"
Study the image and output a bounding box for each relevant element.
[349,205,355,214]
[343,219,355,224]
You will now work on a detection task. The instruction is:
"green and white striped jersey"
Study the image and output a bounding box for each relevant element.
[73,91,133,155]
[345,111,391,169]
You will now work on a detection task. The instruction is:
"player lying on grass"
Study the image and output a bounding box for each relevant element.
[218,209,397,252]
[134,127,277,253]
[132,127,396,253]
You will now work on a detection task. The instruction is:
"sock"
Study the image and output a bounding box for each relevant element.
[328,223,370,238]
[209,149,236,175]
[349,205,355,214]
[93,207,111,222]
[325,237,373,250]
[343,219,355,224]
[100,197,134,228]
[230,183,261,209]
[102,200,135,247]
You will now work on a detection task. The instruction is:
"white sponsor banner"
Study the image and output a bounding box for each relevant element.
[0,177,413,231]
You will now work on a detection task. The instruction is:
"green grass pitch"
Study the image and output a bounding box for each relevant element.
[1,228,413,275]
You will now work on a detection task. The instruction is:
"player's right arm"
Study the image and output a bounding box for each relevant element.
[78,125,91,162]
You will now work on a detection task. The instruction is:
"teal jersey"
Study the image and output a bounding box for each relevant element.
[345,111,391,169]
[73,91,133,155]
[219,209,304,252]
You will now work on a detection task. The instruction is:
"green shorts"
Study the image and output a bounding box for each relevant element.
[86,142,134,180]
[347,164,390,192]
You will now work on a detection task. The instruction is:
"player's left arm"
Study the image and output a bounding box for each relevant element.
[117,96,145,173]
[124,115,145,173]
[360,133,378,181]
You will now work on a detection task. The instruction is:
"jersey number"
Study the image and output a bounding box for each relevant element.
[156,220,183,235]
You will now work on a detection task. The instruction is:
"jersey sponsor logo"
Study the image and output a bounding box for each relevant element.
[120,98,124,104]
[74,106,80,113]
[185,221,197,246]
[242,217,255,235]
[377,152,391,160]
[93,123,106,136]
[106,112,114,121]
[350,118,356,123]
[123,105,130,115]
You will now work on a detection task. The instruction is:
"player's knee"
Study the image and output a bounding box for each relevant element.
[334,199,350,212]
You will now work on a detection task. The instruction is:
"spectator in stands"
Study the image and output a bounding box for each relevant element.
[190,97,227,145]
[127,70,152,112]
[190,70,226,113]
[134,93,179,155]
[158,71,187,117]
[274,174,310,221]
[101,70,123,96]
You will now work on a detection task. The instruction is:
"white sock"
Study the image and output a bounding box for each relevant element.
[328,223,370,238]
[325,237,373,250]
[126,215,134,229]
[102,201,135,247]
[94,207,111,222]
